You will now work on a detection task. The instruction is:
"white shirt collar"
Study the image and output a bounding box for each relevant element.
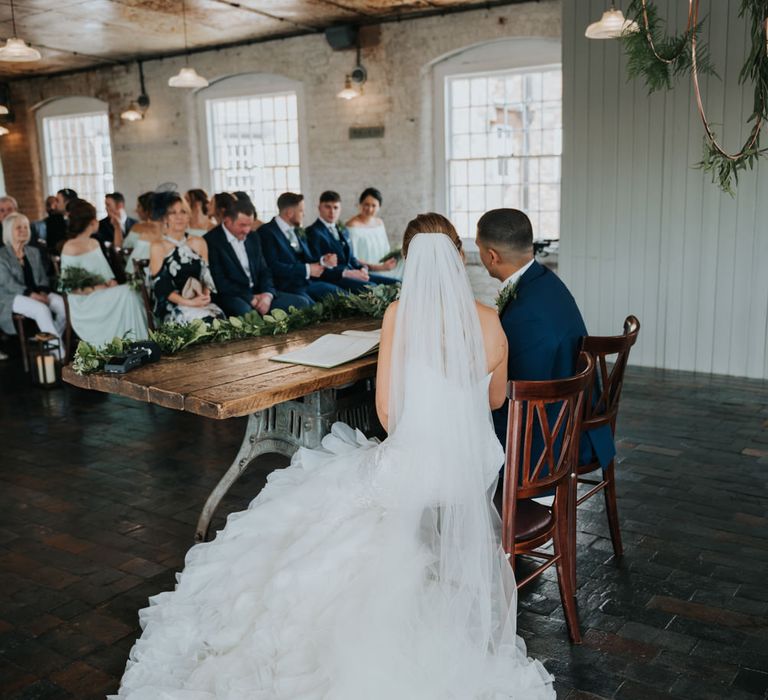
[501,258,535,289]
[275,216,294,236]
[223,223,241,244]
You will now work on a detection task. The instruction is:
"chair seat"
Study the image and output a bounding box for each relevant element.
[515,499,554,542]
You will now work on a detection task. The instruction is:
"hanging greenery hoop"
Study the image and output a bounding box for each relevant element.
[621,0,715,92]
[620,0,768,194]
[692,0,768,194]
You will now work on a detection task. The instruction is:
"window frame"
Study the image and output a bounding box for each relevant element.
[196,73,310,220]
[431,38,561,246]
[35,96,115,219]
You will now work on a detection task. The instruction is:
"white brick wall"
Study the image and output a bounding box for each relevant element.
[5,1,560,299]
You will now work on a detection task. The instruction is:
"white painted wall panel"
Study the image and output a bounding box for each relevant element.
[561,0,768,379]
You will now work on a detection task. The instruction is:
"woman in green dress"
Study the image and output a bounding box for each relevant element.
[60,200,149,345]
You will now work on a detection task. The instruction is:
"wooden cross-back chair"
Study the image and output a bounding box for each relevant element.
[501,352,594,643]
[132,258,156,332]
[574,315,640,566]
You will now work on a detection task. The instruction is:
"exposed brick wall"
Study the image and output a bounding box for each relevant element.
[1,1,560,238]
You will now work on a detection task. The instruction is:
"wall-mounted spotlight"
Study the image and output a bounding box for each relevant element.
[326,26,367,101]
[121,61,150,122]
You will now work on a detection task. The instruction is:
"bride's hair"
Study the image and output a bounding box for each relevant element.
[402,213,462,258]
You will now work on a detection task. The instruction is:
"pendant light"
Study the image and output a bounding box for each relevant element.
[168,0,209,88]
[336,40,366,101]
[585,5,639,39]
[0,126,9,136]
[121,61,151,122]
[0,1,42,62]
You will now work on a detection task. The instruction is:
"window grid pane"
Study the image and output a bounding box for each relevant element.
[206,92,301,220]
[43,112,114,218]
[446,68,562,240]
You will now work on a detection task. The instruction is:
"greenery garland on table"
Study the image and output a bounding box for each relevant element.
[57,266,107,294]
[620,0,768,195]
[71,284,400,375]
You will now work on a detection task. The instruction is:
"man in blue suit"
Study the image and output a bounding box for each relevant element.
[305,191,397,291]
[475,208,615,472]
[205,197,310,317]
[258,192,341,302]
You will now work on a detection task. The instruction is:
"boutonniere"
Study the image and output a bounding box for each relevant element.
[336,223,349,237]
[495,281,518,314]
[294,226,307,241]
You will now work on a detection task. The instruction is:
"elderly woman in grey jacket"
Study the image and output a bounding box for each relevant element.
[0,212,66,354]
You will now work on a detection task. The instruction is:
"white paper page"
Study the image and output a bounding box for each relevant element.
[271,333,379,369]
[340,329,382,340]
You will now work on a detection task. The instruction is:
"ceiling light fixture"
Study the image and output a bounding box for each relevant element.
[0,1,42,63]
[121,61,151,122]
[585,5,639,39]
[168,0,208,89]
[0,105,8,116]
[0,126,9,136]
[337,37,367,101]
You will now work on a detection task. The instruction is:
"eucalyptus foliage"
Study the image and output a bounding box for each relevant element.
[72,285,400,375]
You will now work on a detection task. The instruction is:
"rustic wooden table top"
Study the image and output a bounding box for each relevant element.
[62,318,382,419]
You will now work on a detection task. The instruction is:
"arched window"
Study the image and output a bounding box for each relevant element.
[433,39,561,242]
[197,74,307,221]
[36,97,114,217]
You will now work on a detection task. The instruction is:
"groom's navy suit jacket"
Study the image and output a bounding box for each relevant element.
[492,261,615,471]
[305,218,363,284]
[204,224,276,304]
[258,218,317,294]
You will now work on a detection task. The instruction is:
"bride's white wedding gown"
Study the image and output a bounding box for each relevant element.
[113,234,555,699]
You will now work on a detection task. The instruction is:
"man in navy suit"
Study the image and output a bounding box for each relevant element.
[94,192,137,247]
[258,192,341,302]
[476,208,615,472]
[305,191,397,291]
[205,197,310,317]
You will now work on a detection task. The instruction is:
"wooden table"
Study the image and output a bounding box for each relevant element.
[63,317,382,541]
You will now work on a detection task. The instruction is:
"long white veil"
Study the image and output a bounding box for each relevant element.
[382,232,522,687]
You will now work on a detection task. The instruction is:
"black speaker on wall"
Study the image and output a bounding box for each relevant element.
[324,25,358,51]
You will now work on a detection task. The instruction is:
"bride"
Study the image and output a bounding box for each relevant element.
[112,213,555,699]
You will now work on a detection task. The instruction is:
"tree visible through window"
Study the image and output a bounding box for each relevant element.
[206,92,301,221]
[446,67,562,240]
[42,111,114,218]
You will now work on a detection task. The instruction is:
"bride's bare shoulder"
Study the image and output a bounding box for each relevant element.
[474,300,501,327]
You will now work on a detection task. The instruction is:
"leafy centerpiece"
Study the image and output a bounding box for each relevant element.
[72,284,400,375]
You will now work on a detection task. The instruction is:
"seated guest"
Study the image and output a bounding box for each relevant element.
[60,200,149,346]
[306,191,397,291]
[258,192,341,302]
[206,197,310,316]
[232,191,264,230]
[210,192,237,227]
[186,188,215,237]
[46,188,78,254]
[0,196,18,248]
[0,212,67,356]
[95,192,136,247]
[475,208,615,472]
[123,192,161,275]
[30,196,58,245]
[345,187,402,279]
[150,191,223,324]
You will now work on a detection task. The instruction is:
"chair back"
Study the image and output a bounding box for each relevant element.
[133,259,156,331]
[504,352,594,500]
[580,315,640,432]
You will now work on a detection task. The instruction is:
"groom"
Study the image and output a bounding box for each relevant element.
[476,208,615,473]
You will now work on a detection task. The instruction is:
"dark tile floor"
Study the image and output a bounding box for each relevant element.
[1,350,767,699]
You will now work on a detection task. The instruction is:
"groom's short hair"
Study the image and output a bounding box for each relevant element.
[319,190,341,203]
[277,192,303,212]
[476,209,533,254]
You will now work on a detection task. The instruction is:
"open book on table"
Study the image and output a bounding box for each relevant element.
[270,329,381,369]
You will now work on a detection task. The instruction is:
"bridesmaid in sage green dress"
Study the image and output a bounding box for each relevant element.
[123,192,161,276]
[60,200,149,345]
[345,187,403,280]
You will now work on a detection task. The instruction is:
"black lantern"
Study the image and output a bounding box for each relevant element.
[28,333,61,388]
